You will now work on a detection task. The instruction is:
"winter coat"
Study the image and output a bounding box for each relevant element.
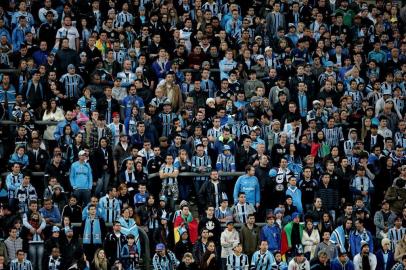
[353,253,377,270]
[301,229,320,259]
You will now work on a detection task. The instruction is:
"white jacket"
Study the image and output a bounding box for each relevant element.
[42,108,65,140]
[301,229,320,259]
[353,253,377,270]
[221,228,240,258]
[288,257,310,270]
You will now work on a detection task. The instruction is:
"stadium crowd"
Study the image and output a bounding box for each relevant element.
[0,0,406,269]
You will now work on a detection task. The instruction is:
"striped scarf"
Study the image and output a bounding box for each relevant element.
[227,253,249,269]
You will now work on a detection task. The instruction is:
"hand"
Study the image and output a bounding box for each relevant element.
[256,203,260,208]
[30,228,36,234]
[361,191,368,196]
[209,254,216,259]
[37,228,42,234]
[208,232,213,237]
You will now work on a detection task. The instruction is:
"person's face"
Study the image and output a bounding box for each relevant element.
[248,216,255,224]
[9,229,17,238]
[238,193,246,203]
[17,252,25,261]
[207,242,215,252]
[44,200,53,209]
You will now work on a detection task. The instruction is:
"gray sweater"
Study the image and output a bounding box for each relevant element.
[4,237,22,261]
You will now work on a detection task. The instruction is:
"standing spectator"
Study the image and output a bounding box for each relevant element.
[350,219,374,258]
[69,150,92,206]
[260,213,282,254]
[233,165,260,208]
[221,220,240,270]
[301,219,320,260]
[104,221,127,265]
[82,204,106,260]
[314,231,338,260]
[239,214,260,261]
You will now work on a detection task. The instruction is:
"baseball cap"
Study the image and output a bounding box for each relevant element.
[156,243,165,251]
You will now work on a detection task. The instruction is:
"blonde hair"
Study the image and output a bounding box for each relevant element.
[93,249,108,270]
[182,252,194,263]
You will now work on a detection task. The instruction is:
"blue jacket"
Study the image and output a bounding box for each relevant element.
[77,96,96,117]
[32,50,48,66]
[69,161,92,190]
[9,153,29,167]
[331,258,355,270]
[376,250,395,270]
[12,25,30,52]
[54,119,80,141]
[122,95,144,118]
[5,172,23,198]
[286,186,303,213]
[233,175,260,205]
[213,136,236,155]
[39,206,61,224]
[219,58,237,80]
[260,224,281,252]
[349,229,373,257]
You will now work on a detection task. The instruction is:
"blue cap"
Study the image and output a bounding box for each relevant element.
[156,243,165,251]
[324,61,334,67]
[223,145,231,151]
[292,212,300,220]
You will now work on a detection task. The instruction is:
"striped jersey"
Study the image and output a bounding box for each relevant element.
[232,203,255,224]
[159,112,177,137]
[207,127,223,142]
[322,126,344,147]
[395,132,406,148]
[388,227,406,251]
[344,89,364,109]
[59,74,84,99]
[216,153,236,172]
[10,259,33,270]
[191,155,212,181]
[215,206,233,221]
[251,250,275,270]
[227,253,249,270]
[160,164,177,186]
[116,11,134,27]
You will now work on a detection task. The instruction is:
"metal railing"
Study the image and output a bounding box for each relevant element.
[1,171,246,178]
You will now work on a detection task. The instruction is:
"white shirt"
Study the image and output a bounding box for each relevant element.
[56,26,79,50]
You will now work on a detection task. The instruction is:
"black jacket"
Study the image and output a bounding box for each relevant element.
[27,148,49,171]
[90,147,114,179]
[61,204,82,223]
[55,48,79,75]
[96,97,120,120]
[198,180,227,209]
[103,232,127,264]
